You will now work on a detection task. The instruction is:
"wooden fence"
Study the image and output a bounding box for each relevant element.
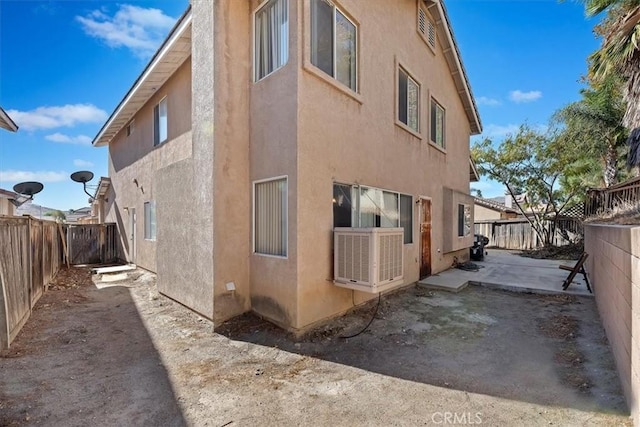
[0,217,64,349]
[67,223,119,265]
[585,176,640,217]
[475,218,582,250]
[0,219,121,348]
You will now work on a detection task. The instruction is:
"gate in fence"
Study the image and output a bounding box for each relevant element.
[66,223,119,265]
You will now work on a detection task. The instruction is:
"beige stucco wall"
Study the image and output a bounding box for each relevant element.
[210,0,252,322]
[474,204,502,221]
[105,57,193,273]
[247,0,301,328]
[585,224,640,424]
[290,0,473,329]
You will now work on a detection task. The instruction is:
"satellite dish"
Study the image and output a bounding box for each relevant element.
[13,181,44,197]
[70,171,94,183]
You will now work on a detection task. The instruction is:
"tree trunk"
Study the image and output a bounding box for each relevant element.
[603,142,618,187]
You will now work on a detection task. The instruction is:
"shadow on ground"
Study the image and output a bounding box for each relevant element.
[0,267,186,426]
[216,284,628,416]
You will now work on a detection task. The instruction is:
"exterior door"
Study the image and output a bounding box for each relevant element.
[420,198,432,279]
[128,208,137,264]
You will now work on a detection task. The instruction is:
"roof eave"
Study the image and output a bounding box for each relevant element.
[92,7,192,147]
[0,107,19,132]
[428,0,482,135]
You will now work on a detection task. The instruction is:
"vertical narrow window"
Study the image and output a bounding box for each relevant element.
[400,194,413,244]
[431,99,445,148]
[398,68,420,132]
[127,119,135,137]
[154,97,168,146]
[144,201,157,240]
[255,0,289,81]
[311,0,357,91]
[458,204,465,237]
[254,177,288,256]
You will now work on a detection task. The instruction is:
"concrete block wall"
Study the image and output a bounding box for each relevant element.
[584,224,640,423]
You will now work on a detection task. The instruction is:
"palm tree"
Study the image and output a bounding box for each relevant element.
[585,0,640,170]
[554,73,628,186]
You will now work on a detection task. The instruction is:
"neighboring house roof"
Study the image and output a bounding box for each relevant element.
[92,7,192,147]
[473,197,517,214]
[428,0,482,135]
[0,106,18,132]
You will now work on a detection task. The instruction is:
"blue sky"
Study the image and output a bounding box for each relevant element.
[0,0,600,210]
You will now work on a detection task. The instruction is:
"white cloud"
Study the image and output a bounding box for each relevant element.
[509,90,542,103]
[73,159,94,168]
[0,170,68,183]
[476,96,501,106]
[76,4,176,57]
[46,133,93,145]
[481,124,520,139]
[7,104,107,131]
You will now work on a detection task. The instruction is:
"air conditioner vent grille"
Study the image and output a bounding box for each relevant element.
[334,228,404,293]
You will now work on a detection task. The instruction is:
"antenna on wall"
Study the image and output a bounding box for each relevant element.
[70,170,95,200]
[11,181,44,207]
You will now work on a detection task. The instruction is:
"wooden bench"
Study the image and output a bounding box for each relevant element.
[559,252,592,293]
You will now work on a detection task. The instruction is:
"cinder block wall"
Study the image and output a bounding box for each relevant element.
[585,224,640,423]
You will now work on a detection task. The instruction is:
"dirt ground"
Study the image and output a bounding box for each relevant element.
[0,267,631,426]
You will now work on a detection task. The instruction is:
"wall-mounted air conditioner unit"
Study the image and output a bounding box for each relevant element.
[334,227,404,293]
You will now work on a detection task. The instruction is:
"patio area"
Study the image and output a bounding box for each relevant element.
[419,249,592,296]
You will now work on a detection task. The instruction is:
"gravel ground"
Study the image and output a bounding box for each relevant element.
[0,267,632,426]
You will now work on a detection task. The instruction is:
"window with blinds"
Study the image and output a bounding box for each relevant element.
[254,0,289,81]
[254,177,288,257]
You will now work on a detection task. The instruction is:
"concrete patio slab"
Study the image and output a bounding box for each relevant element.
[419,249,592,297]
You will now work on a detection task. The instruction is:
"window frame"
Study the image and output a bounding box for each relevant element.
[333,182,413,245]
[153,96,168,147]
[457,203,471,238]
[253,0,289,82]
[397,65,421,135]
[253,175,289,258]
[430,98,446,149]
[144,200,157,241]
[310,0,358,93]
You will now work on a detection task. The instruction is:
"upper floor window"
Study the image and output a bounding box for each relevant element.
[431,98,445,148]
[398,67,420,133]
[310,0,357,91]
[417,7,436,51]
[254,0,289,81]
[153,97,167,146]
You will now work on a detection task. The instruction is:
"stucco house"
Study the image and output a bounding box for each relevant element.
[92,0,482,332]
